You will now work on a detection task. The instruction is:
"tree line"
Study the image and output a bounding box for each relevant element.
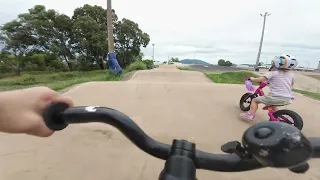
[0,4,150,75]
[217,59,233,67]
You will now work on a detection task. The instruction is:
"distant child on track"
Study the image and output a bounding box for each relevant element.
[240,54,298,121]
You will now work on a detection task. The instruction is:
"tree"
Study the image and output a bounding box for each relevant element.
[71,5,150,69]
[0,17,39,75]
[0,52,67,73]
[170,57,180,63]
[135,52,144,61]
[217,59,233,67]
[114,18,150,67]
[71,5,111,70]
[13,5,75,70]
[0,4,150,72]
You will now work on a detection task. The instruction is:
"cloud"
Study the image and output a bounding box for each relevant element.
[279,43,320,51]
[1,0,320,67]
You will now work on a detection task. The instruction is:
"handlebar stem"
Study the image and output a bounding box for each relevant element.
[159,140,197,180]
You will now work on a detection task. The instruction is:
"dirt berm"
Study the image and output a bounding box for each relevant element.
[1,65,319,180]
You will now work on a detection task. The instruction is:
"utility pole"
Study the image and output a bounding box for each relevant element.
[152,43,155,61]
[107,0,115,52]
[305,61,310,69]
[106,0,122,75]
[255,12,271,72]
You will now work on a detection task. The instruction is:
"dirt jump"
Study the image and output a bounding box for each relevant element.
[1,65,320,180]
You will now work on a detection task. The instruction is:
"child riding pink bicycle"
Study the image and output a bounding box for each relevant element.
[239,54,303,130]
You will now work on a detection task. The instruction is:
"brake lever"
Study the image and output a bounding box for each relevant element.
[289,162,309,174]
[221,141,248,158]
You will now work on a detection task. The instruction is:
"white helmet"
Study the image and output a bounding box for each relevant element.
[272,54,298,69]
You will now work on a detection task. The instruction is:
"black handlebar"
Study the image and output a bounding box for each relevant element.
[43,103,320,180]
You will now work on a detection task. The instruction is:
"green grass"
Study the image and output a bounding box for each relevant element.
[205,71,259,84]
[205,71,320,100]
[0,69,130,91]
[178,67,191,71]
[0,61,150,91]
[292,89,320,100]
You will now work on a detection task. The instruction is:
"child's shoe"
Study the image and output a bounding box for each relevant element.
[240,112,255,122]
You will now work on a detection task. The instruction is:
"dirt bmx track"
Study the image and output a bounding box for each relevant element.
[1,65,320,180]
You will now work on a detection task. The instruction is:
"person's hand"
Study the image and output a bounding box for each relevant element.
[0,86,73,137]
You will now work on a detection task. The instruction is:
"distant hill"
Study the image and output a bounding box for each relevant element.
[180,59,211,65]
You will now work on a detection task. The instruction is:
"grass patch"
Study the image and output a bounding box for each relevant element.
[178,67,191,71]
[0,60,152,92]
[205,71,259,84]
[205,71,320,100]
[0,69,131,91]
[293,89,320,100]
[306,75,320,80]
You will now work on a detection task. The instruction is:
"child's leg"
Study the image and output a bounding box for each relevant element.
[249,98,260,114]
[240,96,265,121]
[272,106,279,111]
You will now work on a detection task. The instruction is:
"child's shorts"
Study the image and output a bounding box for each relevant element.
[255,95,292,106]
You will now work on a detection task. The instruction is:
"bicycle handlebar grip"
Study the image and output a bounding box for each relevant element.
[43,102,69,131]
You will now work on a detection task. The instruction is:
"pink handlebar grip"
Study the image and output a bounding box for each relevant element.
[245,79,255,91]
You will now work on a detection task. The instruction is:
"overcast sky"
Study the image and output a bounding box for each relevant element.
[1,0,320,68]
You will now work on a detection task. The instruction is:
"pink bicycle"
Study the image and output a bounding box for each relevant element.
[239,77,303,130]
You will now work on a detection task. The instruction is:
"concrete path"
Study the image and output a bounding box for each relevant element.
[1,65,320,180]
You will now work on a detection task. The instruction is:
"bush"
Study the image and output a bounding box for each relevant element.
[127,61,147,72]
[142,59,154,66]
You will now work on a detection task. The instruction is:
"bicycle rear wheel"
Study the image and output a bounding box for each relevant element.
[270,110,303,130]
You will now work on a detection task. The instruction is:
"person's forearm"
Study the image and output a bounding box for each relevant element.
[0,91,7,115]
[251,77,266,82]
[0,90,25,132]
[0,91,9,131]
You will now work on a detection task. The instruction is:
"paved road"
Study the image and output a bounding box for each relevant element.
[1,65,320,180]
